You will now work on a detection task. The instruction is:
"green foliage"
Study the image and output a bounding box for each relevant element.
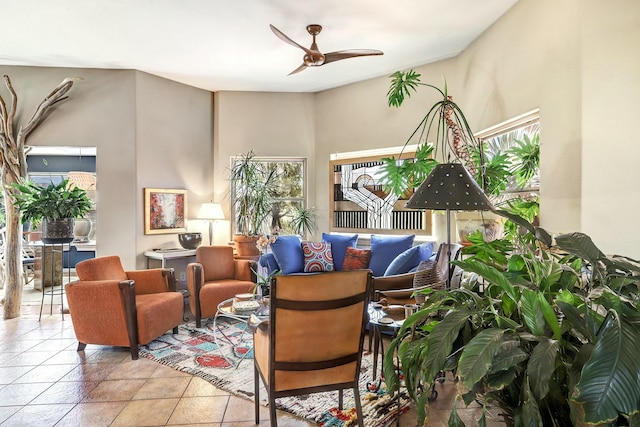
[384,214,640,426]
[12,179,92,226]
[510,133,540,188]
[386,70,426,108]
[289,206,318,236]
[229,150,279,236]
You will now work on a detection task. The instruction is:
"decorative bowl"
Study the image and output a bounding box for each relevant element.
[178,232,202,249]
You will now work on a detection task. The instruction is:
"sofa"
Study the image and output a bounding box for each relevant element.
[259,233,436,303]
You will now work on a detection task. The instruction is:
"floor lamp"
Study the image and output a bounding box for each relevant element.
[198,202,225,246]
[405,163,493,289]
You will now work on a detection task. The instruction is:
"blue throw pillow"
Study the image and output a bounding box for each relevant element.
[259,253,280,275]
[322,233,358,271]
[369,234,415,277]
[270,235,303,274]
[384,242,434,276]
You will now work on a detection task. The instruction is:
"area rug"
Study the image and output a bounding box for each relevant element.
[140,318,411,426]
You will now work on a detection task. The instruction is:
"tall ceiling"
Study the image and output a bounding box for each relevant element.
[2,0,519,93]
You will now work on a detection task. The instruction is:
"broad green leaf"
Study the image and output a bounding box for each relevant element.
[487,367,518,389]
[424,310,472,381]
[538,293,561,340]
[454,259,517,302]
[458,329,505,389]
[555,233,605,281]
[521,289,545,336]
[557,301,596,342]
[571,311,640,425]
[448,403,466,427]
[527,338,559,400]
[519,378,544,427]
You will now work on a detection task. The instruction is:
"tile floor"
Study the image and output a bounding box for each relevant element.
[0,283,506,426]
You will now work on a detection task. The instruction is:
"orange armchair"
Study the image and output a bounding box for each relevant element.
[65,255,183,359]
[187,246,257,327]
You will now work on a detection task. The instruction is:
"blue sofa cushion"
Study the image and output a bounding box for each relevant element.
[259,252,280,274]
[321,233,358,271]
[270,235,303,274]
[369,234,415,277]
[384,242,434,276]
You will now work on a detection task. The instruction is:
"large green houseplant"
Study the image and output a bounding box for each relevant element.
[13,179,92,244]
[229,150,278,256]
[384,216,640,426]
[381,70,540,232]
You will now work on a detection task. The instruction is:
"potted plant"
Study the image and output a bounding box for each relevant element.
[12,178,93,244]
[229,150,279,256]
[384,215,640,426]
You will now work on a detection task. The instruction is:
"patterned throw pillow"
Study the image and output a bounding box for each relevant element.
[302,242,334,272]
[342,247,372,271]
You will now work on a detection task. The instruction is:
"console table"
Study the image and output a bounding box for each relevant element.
[143,249,196,268]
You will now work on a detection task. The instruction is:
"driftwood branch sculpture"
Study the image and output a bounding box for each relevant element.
[0,75,82,319]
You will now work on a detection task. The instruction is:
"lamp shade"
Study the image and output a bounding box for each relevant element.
[405,163,494,211]
[197,202,225,220]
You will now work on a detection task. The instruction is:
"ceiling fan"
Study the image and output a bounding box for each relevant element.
[270,24,383,75]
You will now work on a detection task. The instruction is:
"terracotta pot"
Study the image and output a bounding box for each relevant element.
[233,235,261,257]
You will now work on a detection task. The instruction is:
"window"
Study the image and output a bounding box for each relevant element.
[329,146,431,235]
[230,157,307,236]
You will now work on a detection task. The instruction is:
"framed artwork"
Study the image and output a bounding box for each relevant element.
[144,188,187,234]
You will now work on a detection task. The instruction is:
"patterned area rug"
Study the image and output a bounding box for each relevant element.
[140,318,411,426]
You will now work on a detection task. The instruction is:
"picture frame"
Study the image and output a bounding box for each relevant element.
[144,188,188,235]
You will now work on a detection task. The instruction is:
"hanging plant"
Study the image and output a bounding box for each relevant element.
[382,70,486,197]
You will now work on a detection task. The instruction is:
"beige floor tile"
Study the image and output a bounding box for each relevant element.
[0,402,75,426]
[55,401,128,427]
[167,396,229,424]
[222,395,259,422]
[111,398,180,427]
[0,382,53,406]
[0,366,35,385]
[151,362,194,378]
[133,376,191,400]
[2,350,59,366]
[83,379,147,402]
[0,406,21,424]
[42,349,91,365]
[106,357,160,380]
[13,363,76,383]
[26,338,78,352]
[60,362,119,382]
[183,376,230,397]
[31,380,99,404]
[84,347,131,363]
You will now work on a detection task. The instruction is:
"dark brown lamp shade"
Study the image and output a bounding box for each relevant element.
[405,163,494,211]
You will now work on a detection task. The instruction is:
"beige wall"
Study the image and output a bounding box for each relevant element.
[314,0,640,258]
[3,0,639,268]
[581,1,640,255]
[213,91,315,237]
[0,67,214,270]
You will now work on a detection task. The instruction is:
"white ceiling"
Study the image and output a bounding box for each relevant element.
[2,0,519,93]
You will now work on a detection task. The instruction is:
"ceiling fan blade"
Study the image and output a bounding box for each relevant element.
[270,24,316,56]
[288,63,308,75]
[323,49,384,65]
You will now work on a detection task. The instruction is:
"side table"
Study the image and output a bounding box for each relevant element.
[143,248,196,268]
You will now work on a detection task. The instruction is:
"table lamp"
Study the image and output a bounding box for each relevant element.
[198,202,225,246]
